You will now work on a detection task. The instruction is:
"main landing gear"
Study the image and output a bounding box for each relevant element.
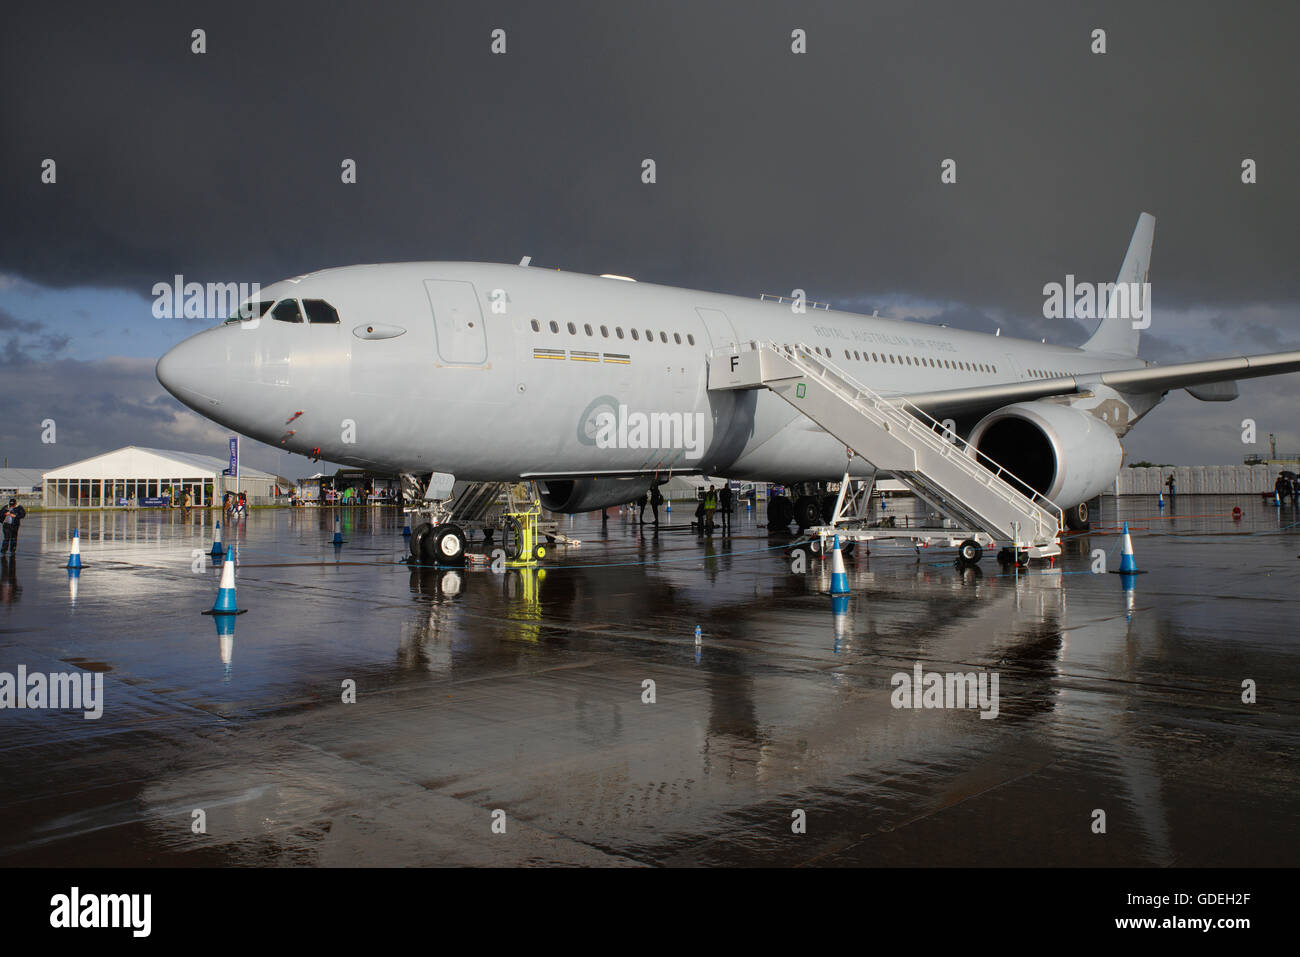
[768,483,838,532]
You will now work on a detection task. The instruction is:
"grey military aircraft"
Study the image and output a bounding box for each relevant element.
[156,213,1300,561]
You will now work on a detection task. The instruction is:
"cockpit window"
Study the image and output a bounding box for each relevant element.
[272,299,304,323]
[303,299,340,324]
[225,300,274,323]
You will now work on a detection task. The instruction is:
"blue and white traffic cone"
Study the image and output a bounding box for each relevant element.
[1275,490,1282,508]
[1118,521,1139,575]
[694,624,702,645]
[666,500,671,513]
[332,517,344,545]
[1157,491,1164,509]
[210,520,224,556]
[830,534,851,595]
[65,529,83,569]
[203,545,246,615]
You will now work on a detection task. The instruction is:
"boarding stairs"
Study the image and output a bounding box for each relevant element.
[708,341,1063,557]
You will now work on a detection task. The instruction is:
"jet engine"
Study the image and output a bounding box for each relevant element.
[968,401,1122,508]
[535,476,656,513]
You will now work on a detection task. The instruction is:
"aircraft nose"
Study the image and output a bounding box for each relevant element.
[157,333,221,409]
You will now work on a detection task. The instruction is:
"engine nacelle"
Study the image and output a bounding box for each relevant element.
[535,476,655,513]
[968,401,1122,507]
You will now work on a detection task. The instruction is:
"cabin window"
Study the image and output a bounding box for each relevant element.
[584,323,593,336]
[567,322,577,335]
[530,319,540,332]
[645,329,653,341]
[673,332,682,344]
[687,334,695,345]
[271,299,303,323]
[660,331,668,343]
[600,325,609,337]
[303,299,340,324]
[549,321,559,333]
[631,329,640,341]
[616,327,624,339]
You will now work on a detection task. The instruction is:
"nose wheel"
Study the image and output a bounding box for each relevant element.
[410,522,467,567]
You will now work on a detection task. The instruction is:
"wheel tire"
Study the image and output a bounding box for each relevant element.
[409,522,433,562]
[1017,551,1030,566]
[423,524,467,566]
[533,544,547,560]
[957,539,983,564]
[996,548,1013,565]
[842,541,856,558]
[820,493,837,524]
[809,537,823,555]
[793,495,821,530]
[502,516,524,561]
[1064,501,1090,531]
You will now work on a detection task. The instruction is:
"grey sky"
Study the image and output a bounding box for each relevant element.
[1,1,1298,471]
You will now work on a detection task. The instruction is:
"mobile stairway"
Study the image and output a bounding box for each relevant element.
[708,341,1063,563]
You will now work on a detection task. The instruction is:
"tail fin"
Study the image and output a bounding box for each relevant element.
[1080,212,1155,357]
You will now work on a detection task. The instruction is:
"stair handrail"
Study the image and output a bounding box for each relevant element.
[740,340,1064,539]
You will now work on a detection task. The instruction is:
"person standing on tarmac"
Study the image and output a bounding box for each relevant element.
[638,491,649,524]
[718,484,732,533]
[649,483,663,525]
[1165,473,1176,503]
[704,485,717,533]
[1,498,26,555]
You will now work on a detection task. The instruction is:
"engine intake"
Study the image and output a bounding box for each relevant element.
[968,401,1122,507]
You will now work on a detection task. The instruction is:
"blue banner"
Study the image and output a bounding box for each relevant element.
[139,497,168,507]
[228,436,238,478]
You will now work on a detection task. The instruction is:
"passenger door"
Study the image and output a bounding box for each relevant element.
[425,279,487,364]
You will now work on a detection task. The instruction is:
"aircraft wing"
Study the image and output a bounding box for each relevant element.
[897,349,1300,420]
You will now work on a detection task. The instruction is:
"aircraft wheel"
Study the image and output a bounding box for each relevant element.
[996,548,1013,565]
[423,524,467,566]
[793,495,822,530]
[1064,501,1090,530]
[409,522,433,562]
[1017,550,1030,566]
[957,539,983,564]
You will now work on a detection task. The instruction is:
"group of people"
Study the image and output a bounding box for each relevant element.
[634,485,666,524]
[223,491,248,519]
[693,484,733,534]
[624,483,736,533]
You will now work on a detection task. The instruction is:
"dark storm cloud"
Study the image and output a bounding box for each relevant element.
[3,0,1298,319]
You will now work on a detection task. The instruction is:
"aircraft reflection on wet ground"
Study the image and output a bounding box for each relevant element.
[0,496,1296,866]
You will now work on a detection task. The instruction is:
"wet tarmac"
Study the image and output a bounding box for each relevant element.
[0,496,1297,867]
